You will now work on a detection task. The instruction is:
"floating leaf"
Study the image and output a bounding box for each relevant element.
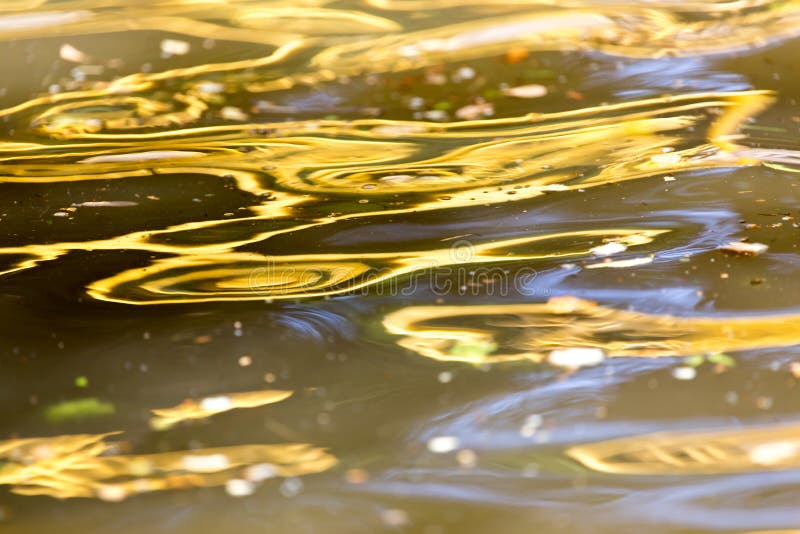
[707,352,736,367]
[150,389,293,430]
[45,398,115,422]
[684,354,705,367]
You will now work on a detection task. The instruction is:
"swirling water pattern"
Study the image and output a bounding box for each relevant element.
[2,1,800,533]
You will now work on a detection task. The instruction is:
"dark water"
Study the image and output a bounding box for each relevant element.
[1,1,800,532]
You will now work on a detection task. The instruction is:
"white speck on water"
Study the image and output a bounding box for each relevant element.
[221,106,249,121]
[672,366,697,380]
[522,463,540,477]
[200,396,232,411]
[520,414,543,438]
[548,348,605,368]
[456,448,477,468]
[161,38,190,56]
[381,509,410,528]
[182,453,230,472]
[454,66,476,81]
[407,96,425,110]
[437,371,453,383]
[197,81,225,94]
[423,109,449,121]
[590,242,627,256]
[245,463,278,482]
[59,43,88,63]
[427,435,460,453]
[502,84,548,98]
[225,478,255,497]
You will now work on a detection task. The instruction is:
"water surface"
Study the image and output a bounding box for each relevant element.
[1,1,800,532]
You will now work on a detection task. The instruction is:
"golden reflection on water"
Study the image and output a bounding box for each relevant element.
[87,229,666,304]
[0,388,336,501]
[0,90,776,304]
[383,296,800,365]
[0,0,795,128]
[0,432,336,500]
[567,421,800,475]
[2,0,800,523]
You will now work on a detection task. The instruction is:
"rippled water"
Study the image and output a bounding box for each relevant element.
[2,1,800,532]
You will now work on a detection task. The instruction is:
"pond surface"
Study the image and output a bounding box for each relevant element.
[1,1,800,532]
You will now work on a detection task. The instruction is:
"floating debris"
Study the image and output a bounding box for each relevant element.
[59,43,88,63]
[221,106,249,121]
[504,46,529,64]
[344,468,370,484]
[719,241,768,256]
[502,84,547,98]
[455,102,494,120]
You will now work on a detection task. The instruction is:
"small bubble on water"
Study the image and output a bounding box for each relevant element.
[437,371,453,383]
[456,449,477,468]
[280,477,303,497]
[381,509,410,528]
[522,464,540,477]
[225,479,255,497]
[245,463,277,482]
